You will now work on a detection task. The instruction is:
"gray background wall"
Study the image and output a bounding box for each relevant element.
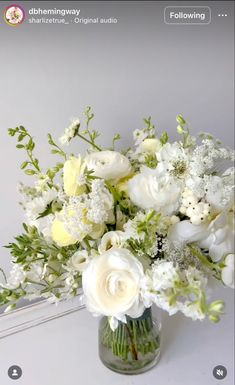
[0,0,234,278]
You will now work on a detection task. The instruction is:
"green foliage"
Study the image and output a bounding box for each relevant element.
[48,133,67,160]
[8,126,41,175]
[143,116,155,136]
[144,154,158,169]
[111,133,121,150]
[77,106,101,151]
[160,131,168,145]
[176,114,193,148]
[4,224,76,269]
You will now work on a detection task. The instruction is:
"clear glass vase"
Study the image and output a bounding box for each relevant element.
[98,307,161,374]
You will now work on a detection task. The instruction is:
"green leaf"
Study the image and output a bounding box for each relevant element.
[160,131,168,145]
[8,128,16,136]
[47,133,54,145]
[16,144,24,149]
[37,202,53,219]
[25,169,36,175]
[176,114,186,125]
[18,133,25,142]
[51,149,59,154]
[20,161,28,169]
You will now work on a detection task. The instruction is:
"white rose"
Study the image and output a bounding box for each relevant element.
[98,231,125,253]
[139,138,162,154]
[128,168,181,215]
[84,151,132,180]
[82,248,145,327]
[221,254,234,288]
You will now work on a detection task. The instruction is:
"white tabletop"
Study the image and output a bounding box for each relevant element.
[0,284,233,385]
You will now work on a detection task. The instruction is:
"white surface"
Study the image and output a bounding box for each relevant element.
[0,295,84,340]
[0,285,233,385]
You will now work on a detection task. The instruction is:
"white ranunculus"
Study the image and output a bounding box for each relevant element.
[82,248,145,328]
[128,168,181,215]
[221,254,234,288]
[168,211,235,262]
[98,231,125,253]
[84,151,132,180]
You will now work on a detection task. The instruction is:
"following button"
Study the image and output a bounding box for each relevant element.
[164,6,211,25]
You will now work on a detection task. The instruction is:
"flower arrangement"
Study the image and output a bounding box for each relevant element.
[0,108,234,371]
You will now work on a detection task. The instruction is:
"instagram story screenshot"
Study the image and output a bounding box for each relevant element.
[0,1,234,384]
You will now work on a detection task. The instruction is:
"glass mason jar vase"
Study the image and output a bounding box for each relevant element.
[98,307,161,374]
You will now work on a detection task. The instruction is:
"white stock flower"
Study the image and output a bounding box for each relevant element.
[128,167,181,215]
[141,261,181,313]
[221,254,234,288]
[180,302,205,321]
[5,264,26,289]
[84,151,132,180]
[98,231,125,253]
[82,248,145,328]
[147,261,180,291]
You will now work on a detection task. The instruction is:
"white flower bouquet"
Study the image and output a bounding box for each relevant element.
[1,108,234,372]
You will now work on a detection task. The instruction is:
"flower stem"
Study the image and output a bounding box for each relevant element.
[76,133,101,151]
[124,323,138,360]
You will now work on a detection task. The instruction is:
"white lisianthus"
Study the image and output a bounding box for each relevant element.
[98,231,125,253]
[84,151,132,181]
[221,254,234,288]
[82,248,145,329]
[67,250,90,273]
[63,156,86,196]
[168,211,235,262]
[139,138,162,154]
[199,211,234,261]
[128,168,181,215]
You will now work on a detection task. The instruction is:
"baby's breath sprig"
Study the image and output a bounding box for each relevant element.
[8,126,41,176]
